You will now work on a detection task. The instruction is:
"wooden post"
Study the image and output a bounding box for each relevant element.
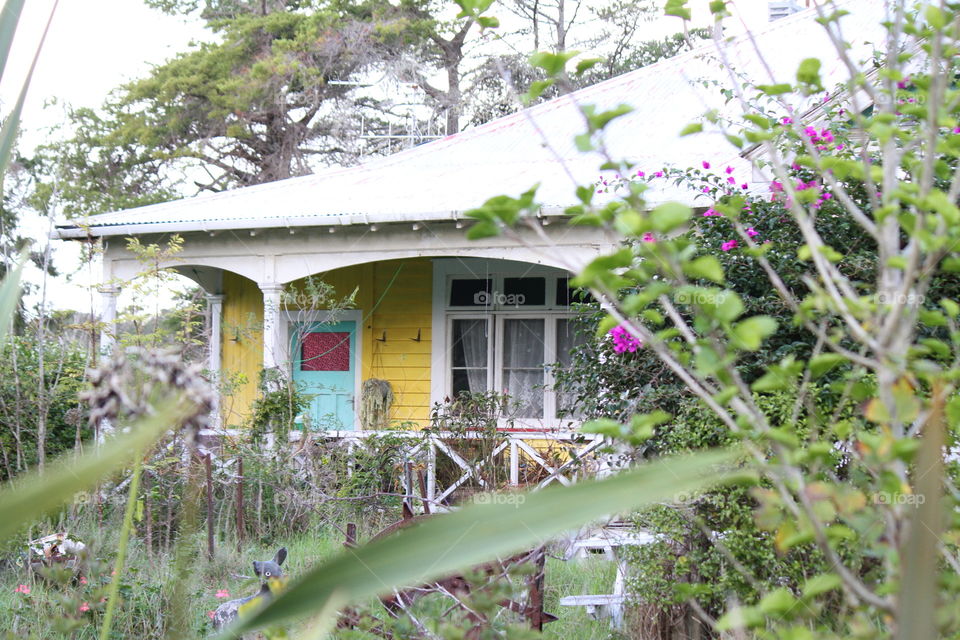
[510,440,520,486]
[235,457,245,552]
[204,452,215,561]
[416,469,431,515]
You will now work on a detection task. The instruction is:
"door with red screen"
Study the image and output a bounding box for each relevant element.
[291,320,356,429]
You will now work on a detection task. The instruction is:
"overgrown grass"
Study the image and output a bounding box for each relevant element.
[0,516,625,638]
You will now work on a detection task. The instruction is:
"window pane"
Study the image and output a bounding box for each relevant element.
[556,318,587,416]
[451,319,488,395]
[503,277,545,307]
[450,279,493,306]
[556,277,594,306]
[502,318,545,418]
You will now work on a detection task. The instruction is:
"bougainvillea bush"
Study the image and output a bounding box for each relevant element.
[466,1,960,637]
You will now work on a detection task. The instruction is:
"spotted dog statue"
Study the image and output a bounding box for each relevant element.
[212,547,287,631]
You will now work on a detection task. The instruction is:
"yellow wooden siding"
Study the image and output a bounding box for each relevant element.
[220,271,264,427]
[220,258,434,428]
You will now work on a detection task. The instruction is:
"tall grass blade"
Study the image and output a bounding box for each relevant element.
[0,0,25,80]
[896,385,945,640]
[225,447,741,635]
[0,0,58,181]
[0,400,191,542]
[0,252,23,343]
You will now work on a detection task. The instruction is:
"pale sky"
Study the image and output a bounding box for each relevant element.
[1,0,777,315]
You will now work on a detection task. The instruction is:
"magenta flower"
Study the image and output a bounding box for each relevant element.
[953,127,960,134]
[746,227,759,238]
[897,77,910,89]
[703,208,720,217]
[781,116,793,125]
[727,176,736,185]
[741,183,748,190]
[702,161,711,169]
[654,170,664,177]
[609,326,642,353]
[636,170,645,177]
[721,239,738,251]
[725,166,734,174]
[641,232,655,243]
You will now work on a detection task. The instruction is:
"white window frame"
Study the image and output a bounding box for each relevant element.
[432,258,580,429]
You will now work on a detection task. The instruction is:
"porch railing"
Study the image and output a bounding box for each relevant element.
[288,429,608,510]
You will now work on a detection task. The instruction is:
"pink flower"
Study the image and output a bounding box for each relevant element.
[702,161,711,169]
[770,180,784,192]
[725,166,734,174]
[14,584,30,595]
[215,589,231,599]
[79,602,90,613]
[79,576,88,585]
[727,176,736,185]
[721,240,738,251]
[746,227,759,238]
[636,170,645,177]
[608,326,642,353]
[641,232,655,243]
[703,208,720,217]
[953,127,960,134]
[207,611,216,620]
[781,116,793,125]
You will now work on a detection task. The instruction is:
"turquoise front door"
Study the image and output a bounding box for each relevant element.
[291,320,357,430]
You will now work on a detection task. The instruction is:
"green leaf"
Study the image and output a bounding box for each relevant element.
[684,255,725,284]
[226,448,741,634]
[679,122,703,136]
[759,587,797,616]
[0,403,191,542]
[529,50,578,76]
[714,291,745,322]
[664,0,692,20]
[756,83,793,96]
[476,15,499,28]
[574,58,601,76]
[650,202,691,232]
[809,353,846,379]
[801,573,842,599]
[796,57,823,91]
[731,316,778,351]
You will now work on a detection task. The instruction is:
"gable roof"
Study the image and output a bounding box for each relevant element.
[55,0,885,240]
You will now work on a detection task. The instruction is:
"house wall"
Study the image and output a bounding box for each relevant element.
[219,258,433,428]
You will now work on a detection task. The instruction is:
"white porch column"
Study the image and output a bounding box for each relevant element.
[205,294,224,428]
[99,285,121,358]
[260,283,284,372]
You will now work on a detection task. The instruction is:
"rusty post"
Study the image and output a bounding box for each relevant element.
[235,457,245,552]
[527,546,547,630]
[204,452,215,561]
[416,468,431,515]
[345,522,357,548]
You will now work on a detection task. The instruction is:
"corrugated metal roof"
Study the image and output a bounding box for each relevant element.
[55,0,885,239]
